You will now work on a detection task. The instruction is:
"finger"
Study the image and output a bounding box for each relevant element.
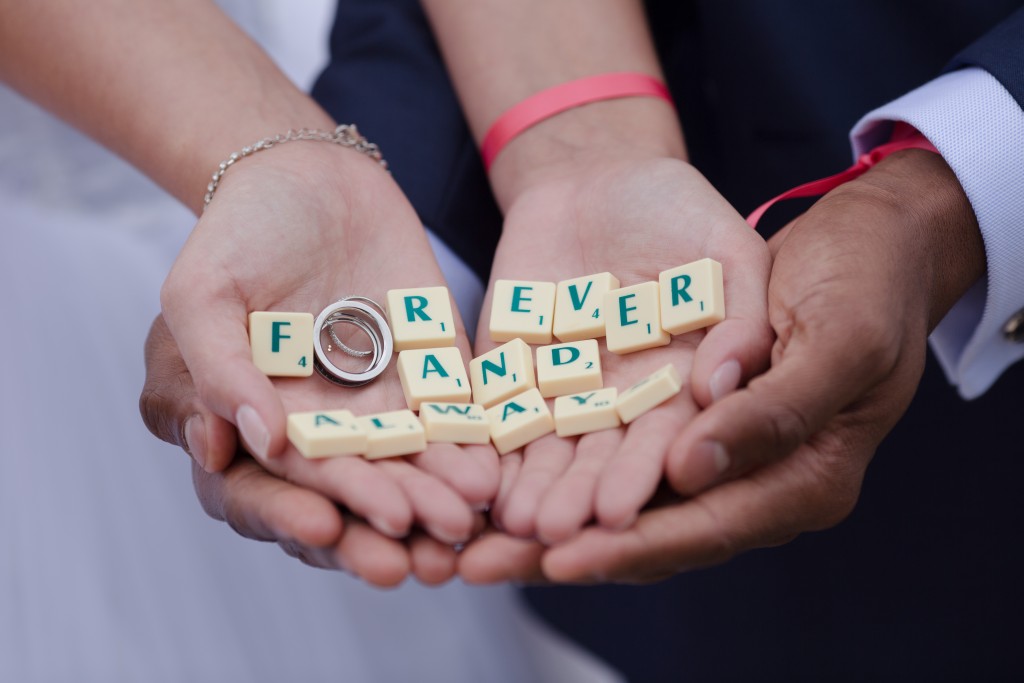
[545,446,861,583]
[534,426,622,544]
[667,326,884,495]
[457,530,547,585]
[406,442,501,509]
[140,315,237,472]
[496,434,575,538]
[193,458,343,548]
[409,533,458,585]
[161,267,287,462]
[490,451,523,530]
[374,459,475,545]
[270,454,414,539]
[593,389,695,530]
[690,242,774,408]
[337,517,412,588]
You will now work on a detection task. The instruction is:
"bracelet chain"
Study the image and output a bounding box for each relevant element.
[203,124,388,210]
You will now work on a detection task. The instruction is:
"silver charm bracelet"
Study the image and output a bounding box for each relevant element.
[202,124,388,210]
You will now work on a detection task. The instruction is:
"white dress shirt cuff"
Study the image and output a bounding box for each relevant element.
[850,67,1024,399]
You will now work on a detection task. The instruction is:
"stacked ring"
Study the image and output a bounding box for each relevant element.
[313,297,393,387]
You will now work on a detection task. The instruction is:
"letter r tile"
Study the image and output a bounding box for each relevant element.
[385,286,457,351]
[659,258,725,335]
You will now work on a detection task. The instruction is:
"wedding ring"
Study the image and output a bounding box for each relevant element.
[313,297,393,387]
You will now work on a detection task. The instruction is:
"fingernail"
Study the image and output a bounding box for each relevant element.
[236,405,270,461]
[709,359,742,402]
[183,415,208,471]
[369,515,405,539]
[426,524,468,546]
[607,512,638,532]
[688,440,730,492]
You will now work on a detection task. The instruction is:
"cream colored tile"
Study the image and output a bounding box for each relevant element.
[249,311,314,377]
[616,364,683,424]
[489,280,556,344]
[554,387,620,437]
[553,272,620,342]
[535,339,603,398]
[358,410,427,459]
[659,258,725,335]
[468,338,536,408]
[385,286,457,351]
[419,402,491,444]
[485,388,555,455]
[396,347,471,410]
[604,281,671,354]
[287,409,367,458]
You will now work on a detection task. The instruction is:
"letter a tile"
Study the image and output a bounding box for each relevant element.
[396,347,471,410]
[485,388,555,455]
[287,409,367,458]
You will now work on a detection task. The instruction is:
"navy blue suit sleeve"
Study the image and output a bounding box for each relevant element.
[945,5,1024,109]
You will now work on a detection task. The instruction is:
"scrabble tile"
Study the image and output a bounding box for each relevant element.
[604,281,671,354]
[249,311,314,377]
[485,388,555,455]
[553,272,620,342]
[396,347,471,410]
[659,258,726,335]
[489,280,556,344]
[616,364,683,424]
[287,409,367,458]
[385,286,457,352]
[469,338,536,408]
[419,402,491,444]
[357,410,427,459]
[554,388,621,437]
[536,339,603,398]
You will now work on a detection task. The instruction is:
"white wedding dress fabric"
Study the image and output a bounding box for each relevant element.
[0,2,621,681]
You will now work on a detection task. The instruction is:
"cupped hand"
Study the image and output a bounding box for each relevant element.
[156,144,499,545]
[524,149,986,583]
[474,158,772,545]
[140,314,465,587]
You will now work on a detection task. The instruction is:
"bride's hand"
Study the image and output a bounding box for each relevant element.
[157,144,499,545]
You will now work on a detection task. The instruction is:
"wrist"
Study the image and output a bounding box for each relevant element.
[488,95,687,211]
[837,149,984,331]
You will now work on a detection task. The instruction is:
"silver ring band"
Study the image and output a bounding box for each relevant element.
[313,297,393,387]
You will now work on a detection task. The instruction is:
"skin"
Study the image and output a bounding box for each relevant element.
[0,0,501,546]
[457,149,986,584]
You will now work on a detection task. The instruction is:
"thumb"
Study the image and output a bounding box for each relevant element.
[689,245,773,407]
[140,315,237,471]
[161,273,288,462]
[668,321,887,495]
